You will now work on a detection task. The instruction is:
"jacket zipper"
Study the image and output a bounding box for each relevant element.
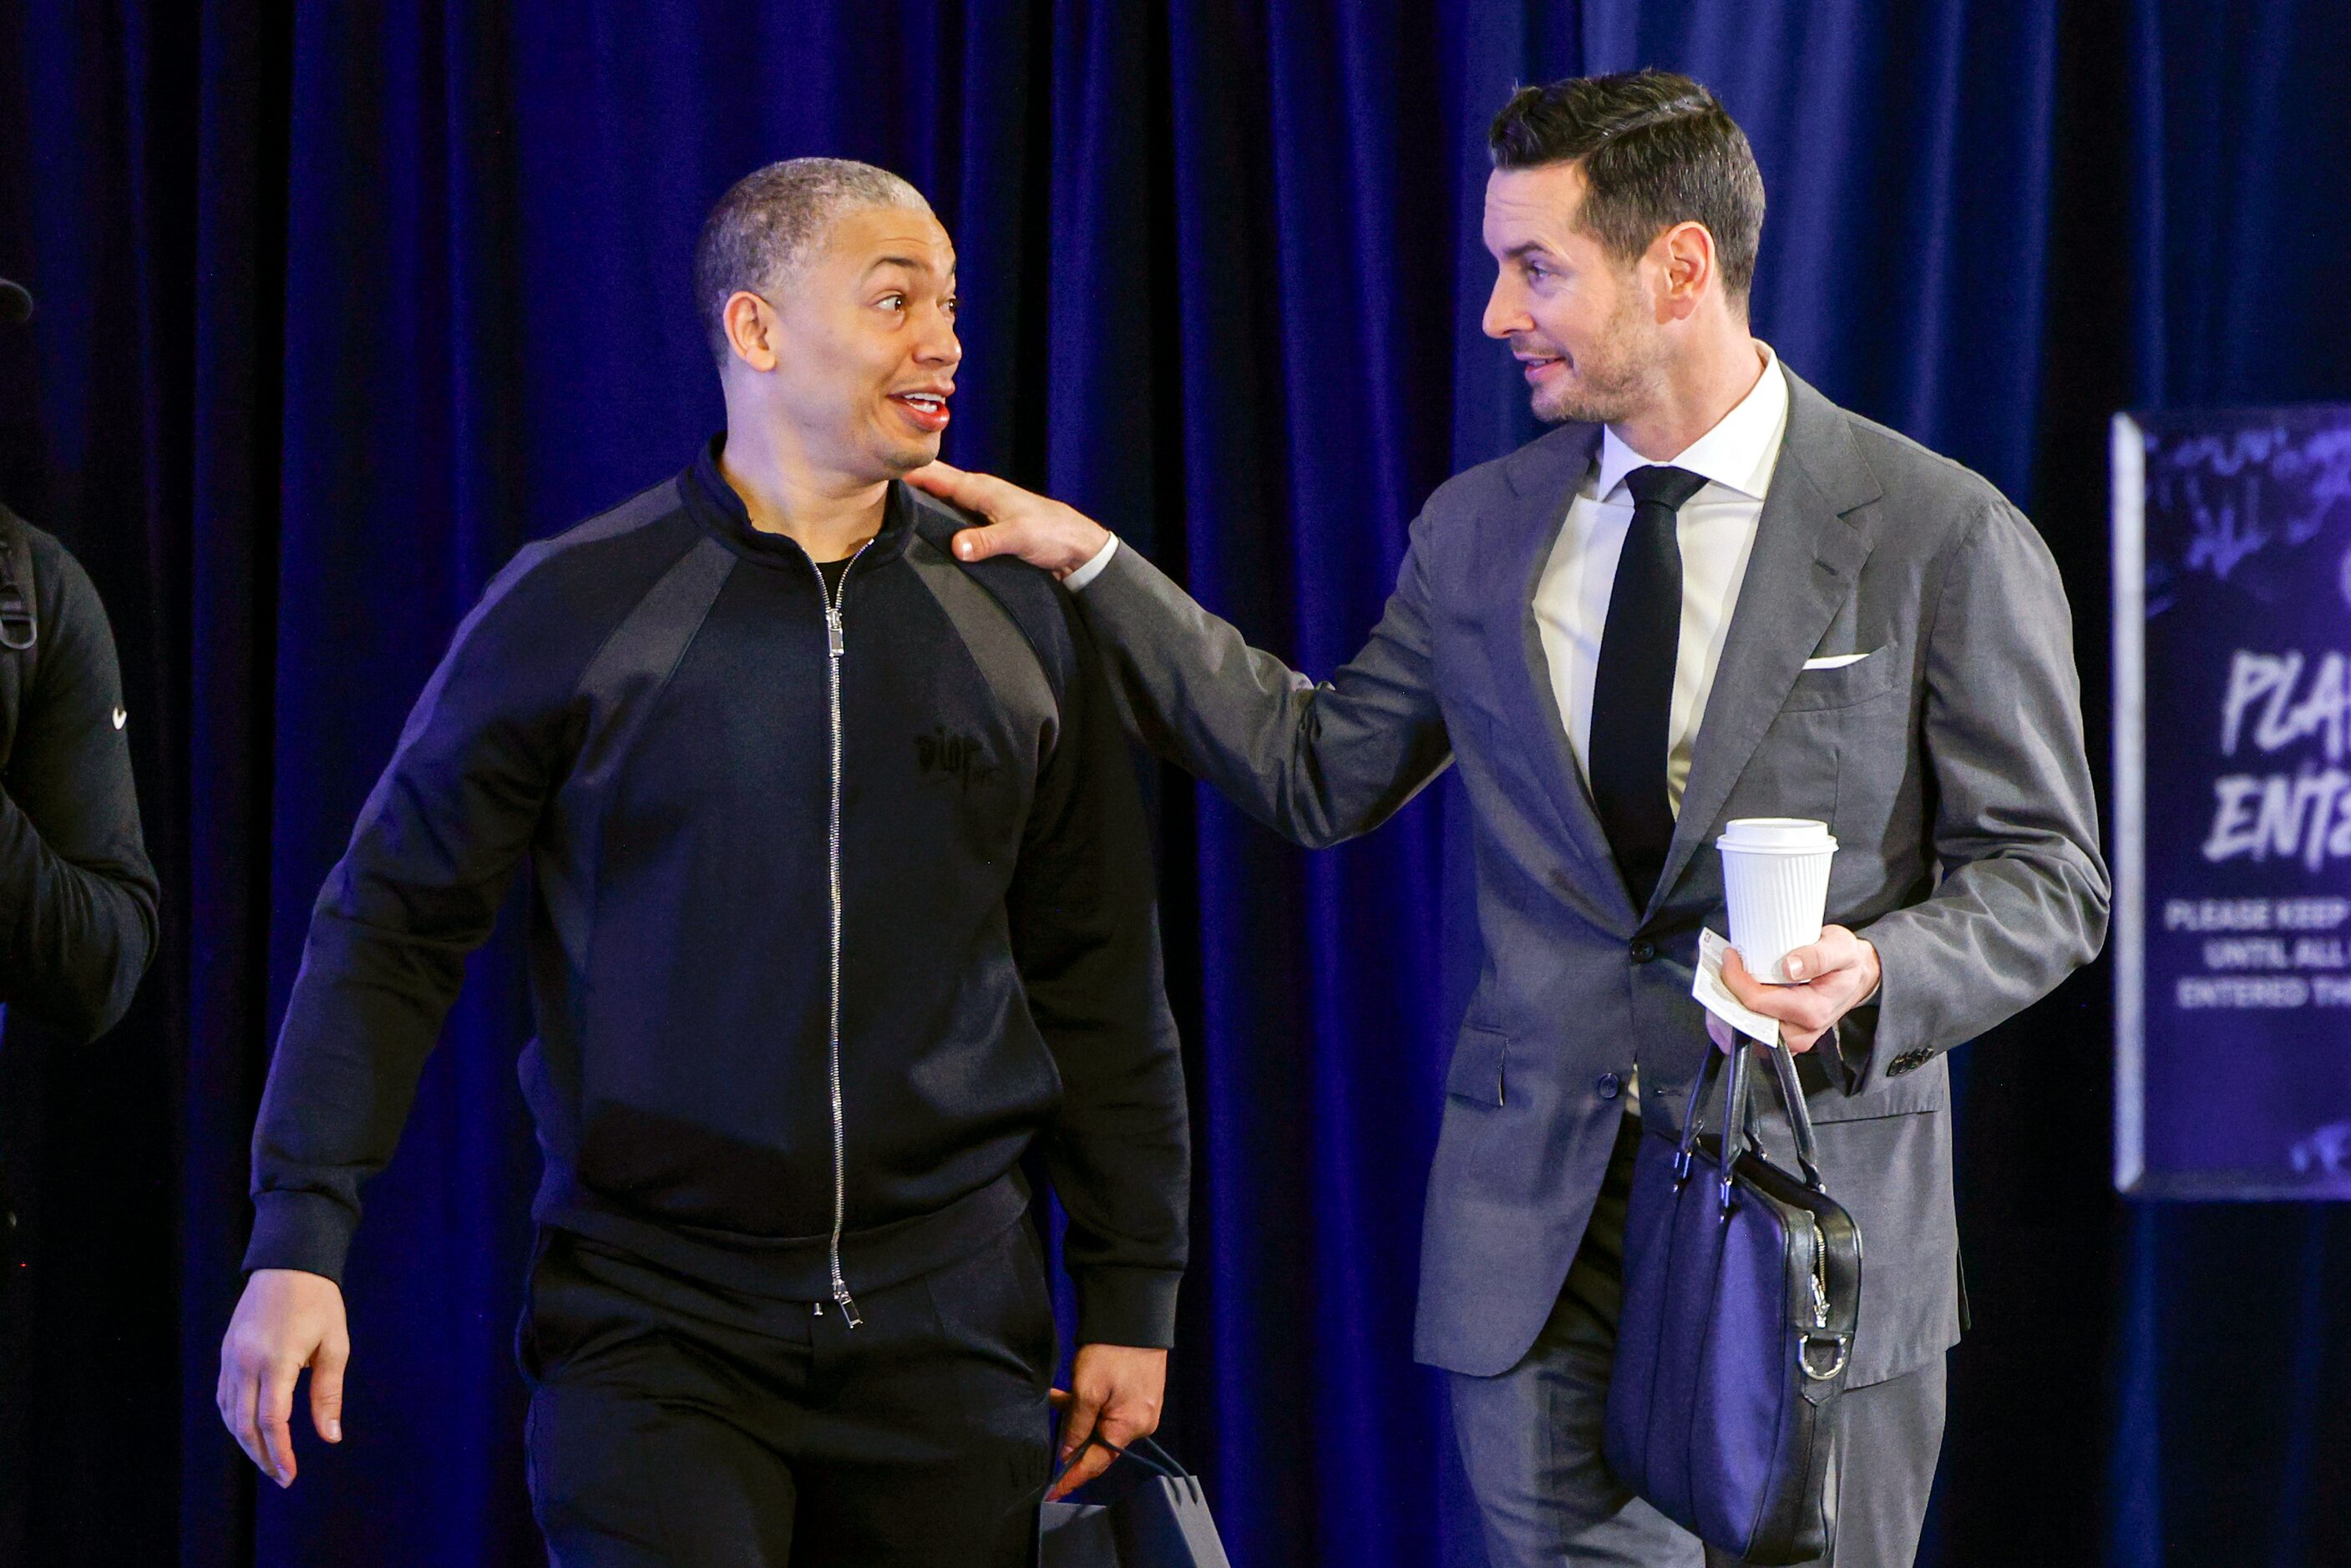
[812,549,864,1328]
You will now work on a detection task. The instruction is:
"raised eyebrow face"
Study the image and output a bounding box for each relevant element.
[859,252,958,292]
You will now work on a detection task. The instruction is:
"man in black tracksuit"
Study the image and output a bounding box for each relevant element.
[217,160,1188,1565]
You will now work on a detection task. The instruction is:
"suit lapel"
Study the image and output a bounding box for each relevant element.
[1647,371,1882,913]
[1481,422,1629,913]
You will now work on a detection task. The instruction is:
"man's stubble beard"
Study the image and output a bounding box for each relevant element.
[1529,297,1663,428]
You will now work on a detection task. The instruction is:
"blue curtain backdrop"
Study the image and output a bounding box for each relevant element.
[2,2,2348,1563]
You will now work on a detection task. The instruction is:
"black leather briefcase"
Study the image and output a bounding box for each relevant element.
[1604,1036,1864,1565]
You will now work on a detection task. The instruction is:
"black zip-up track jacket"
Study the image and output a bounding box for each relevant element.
[246,444,1188,1344]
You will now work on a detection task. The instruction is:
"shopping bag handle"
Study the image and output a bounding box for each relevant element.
[1092,1433,1185,1479]
[1042,1428,1188,1500]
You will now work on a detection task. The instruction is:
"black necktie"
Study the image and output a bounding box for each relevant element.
[1588,463,1706,909]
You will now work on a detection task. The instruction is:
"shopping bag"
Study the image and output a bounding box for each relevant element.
[1039,1435,1232,1568]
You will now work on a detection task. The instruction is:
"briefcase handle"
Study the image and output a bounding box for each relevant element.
[1674,1033,1826,1205]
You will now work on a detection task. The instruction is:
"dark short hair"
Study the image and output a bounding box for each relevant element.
[1487,70,1765,302]
[692,157,930,360]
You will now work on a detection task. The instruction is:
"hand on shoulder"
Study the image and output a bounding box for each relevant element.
[906,462,1113,578]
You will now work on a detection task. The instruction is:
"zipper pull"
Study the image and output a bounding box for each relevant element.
[833,1283,864,1329]
[826,604,844,658]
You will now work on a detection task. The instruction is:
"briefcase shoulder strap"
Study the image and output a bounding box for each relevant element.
[0,504,38,670]
[0,507,39,770]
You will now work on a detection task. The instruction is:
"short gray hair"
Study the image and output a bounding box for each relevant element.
[693,157,931,359]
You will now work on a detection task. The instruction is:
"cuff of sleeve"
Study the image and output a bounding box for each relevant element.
[1827,1002,1880,1095]
[242,1189,360,1285]
[1840,922,1924,1092]
[1074,1265,1183,1348]
[1061,533,1120,592]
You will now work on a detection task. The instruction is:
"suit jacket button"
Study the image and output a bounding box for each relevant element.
[1629,938,1657,964]
[1596,1072,1622,1100]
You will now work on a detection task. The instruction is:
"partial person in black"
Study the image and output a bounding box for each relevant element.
[0,274,155,1050]
[0,270,162,1258]
[215,162,1188,1565]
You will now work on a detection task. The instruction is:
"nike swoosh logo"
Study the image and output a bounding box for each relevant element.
[112,707,128,730]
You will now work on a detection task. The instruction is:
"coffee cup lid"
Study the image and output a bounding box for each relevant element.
[1716,817,1837,852]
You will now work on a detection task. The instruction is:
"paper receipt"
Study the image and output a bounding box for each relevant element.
[1693,928,1781,1046]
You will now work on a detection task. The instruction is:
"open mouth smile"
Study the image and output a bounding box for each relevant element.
[889,390,952,432]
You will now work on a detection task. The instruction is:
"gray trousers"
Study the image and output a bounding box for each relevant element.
[1449,1115,1945,1568]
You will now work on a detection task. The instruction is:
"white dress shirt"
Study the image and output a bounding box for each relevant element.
[1535,343,1788,815]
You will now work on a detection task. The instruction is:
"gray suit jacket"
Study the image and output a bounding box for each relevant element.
[1076,365,2108,1386]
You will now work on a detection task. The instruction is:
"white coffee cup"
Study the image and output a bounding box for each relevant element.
[1716,817,1837,984]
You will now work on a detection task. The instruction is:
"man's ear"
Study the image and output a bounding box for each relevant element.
[1654,220,1717,321]
[722,291,779,372]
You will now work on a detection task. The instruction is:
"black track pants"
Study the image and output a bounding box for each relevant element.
[519,1221,1056,1567]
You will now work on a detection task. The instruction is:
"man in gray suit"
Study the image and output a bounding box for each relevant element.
[913,71,2106,1567]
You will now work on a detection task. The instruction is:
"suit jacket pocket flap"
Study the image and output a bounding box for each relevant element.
[1447,1025,1509,1105]
[1781,642,1903,711]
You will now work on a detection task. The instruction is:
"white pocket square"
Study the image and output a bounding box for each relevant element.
[1801,651,1872,670]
